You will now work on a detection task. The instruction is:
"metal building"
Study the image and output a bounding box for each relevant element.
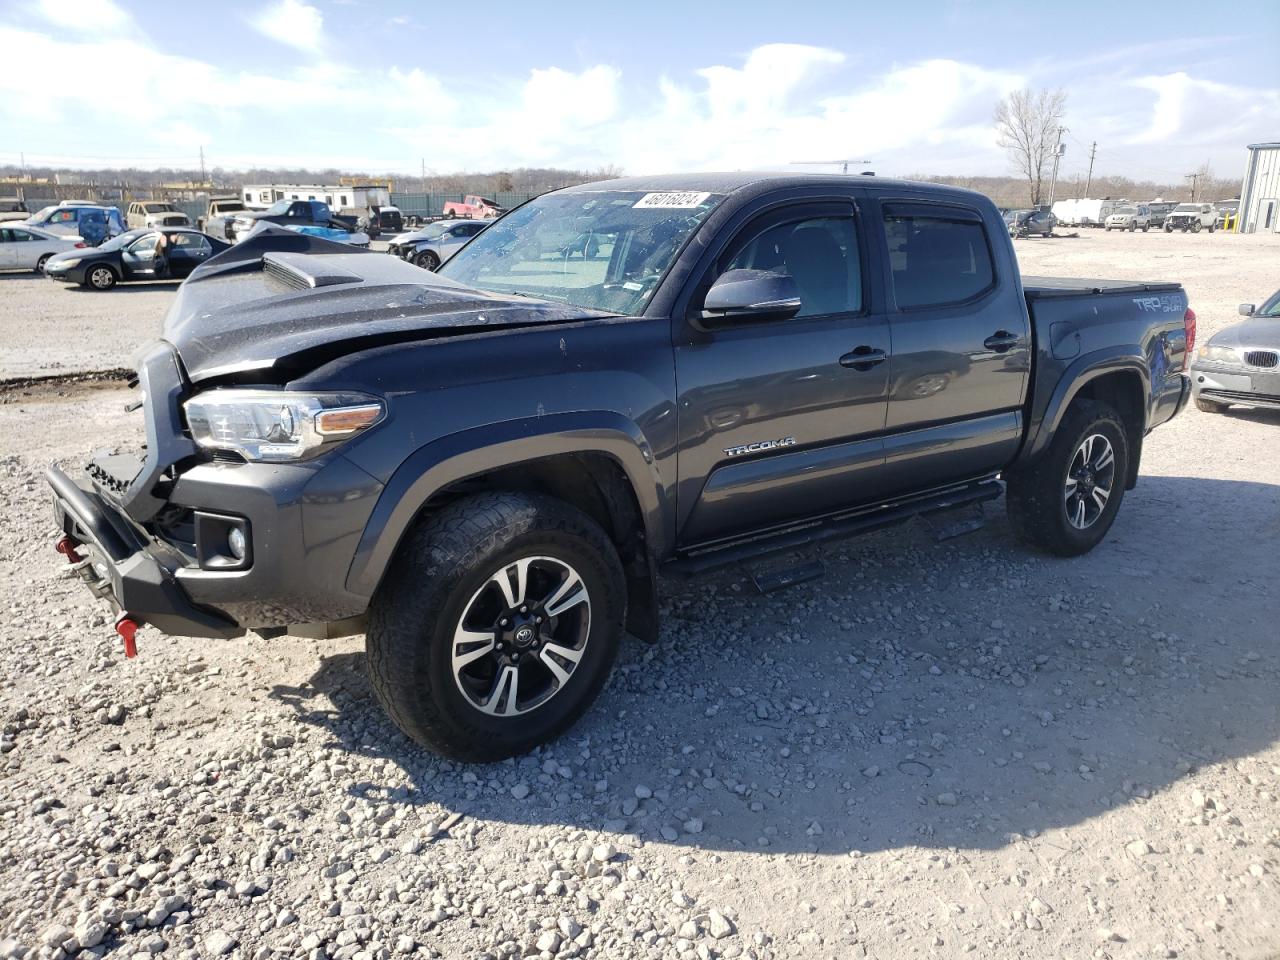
[1237,142,1280,233]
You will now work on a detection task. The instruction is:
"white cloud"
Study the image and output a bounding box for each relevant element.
[34,0,133,33]
[1130,72,1280,147]
[0,18,1272,181]
[250,0,325,52]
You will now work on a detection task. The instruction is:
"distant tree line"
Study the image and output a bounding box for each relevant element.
[0,164,623,197]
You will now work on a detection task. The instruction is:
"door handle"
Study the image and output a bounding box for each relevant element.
[839,346,887,370]
[983,331,1021,352]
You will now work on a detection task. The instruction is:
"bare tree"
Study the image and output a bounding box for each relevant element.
[994,88,1067,206]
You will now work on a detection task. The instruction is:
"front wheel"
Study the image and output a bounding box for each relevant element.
[1190,221,1201,233]
[1141,224,1149,232]
[1005,399,1129,557]
[1128,222,1136,232]
[366,492,626,762]
[414,249,440,271]
[85,265,117,290]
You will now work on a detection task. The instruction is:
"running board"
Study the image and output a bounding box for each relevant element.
[666,479,1003,576]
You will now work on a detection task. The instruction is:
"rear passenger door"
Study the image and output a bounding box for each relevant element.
[874,198,1031,491]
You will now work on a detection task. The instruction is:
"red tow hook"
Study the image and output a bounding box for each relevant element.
[115,614,139,659]
[55,535,82,563]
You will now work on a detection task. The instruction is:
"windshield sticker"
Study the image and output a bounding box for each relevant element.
[633,192,711,209]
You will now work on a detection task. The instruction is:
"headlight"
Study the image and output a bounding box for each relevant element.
[1197,344,1238,364]
[56,258,81,268]
[183,390,384,462]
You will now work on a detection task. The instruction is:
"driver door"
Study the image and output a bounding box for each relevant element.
[673,197,893,546]
[120,234,160,278]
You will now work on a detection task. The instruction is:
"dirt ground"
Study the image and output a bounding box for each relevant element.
[0,229,1276,960]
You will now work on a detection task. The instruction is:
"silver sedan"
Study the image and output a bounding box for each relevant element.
[0,224,81,273]
[1190,289,1280,413]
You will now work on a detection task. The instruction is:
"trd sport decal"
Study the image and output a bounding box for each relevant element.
[723,437,798,458]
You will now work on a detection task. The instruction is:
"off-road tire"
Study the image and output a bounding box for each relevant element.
[366,492,626,762]
[1005,399,1129,557]
[415,250,440,271]
[1195,397,1226,414]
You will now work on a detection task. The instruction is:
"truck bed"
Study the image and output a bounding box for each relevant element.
[1022,276,1182,299]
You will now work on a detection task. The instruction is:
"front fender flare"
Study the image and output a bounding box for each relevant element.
[1023,347,1150,461]
[344,411,668,598]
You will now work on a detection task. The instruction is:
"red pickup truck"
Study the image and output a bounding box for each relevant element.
[442,195,504,219]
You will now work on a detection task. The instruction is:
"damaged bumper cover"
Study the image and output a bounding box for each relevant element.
[45,341,385,640]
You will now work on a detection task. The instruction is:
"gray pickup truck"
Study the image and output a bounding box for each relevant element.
[47,174,1194,760]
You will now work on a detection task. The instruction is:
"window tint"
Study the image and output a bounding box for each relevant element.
[883,207,994,309]
[169,233,210,251]
[721,216,861,317]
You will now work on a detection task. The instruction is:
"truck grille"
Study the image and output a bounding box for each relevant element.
[1243,350,1278,369]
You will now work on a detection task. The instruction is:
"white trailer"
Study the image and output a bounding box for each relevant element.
[1055,198,1126,227]
[240,183,391,211]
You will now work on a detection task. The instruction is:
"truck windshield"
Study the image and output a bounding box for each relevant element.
[438,190,723,316]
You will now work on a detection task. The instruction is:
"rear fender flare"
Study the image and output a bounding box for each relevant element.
[344,412,668,598]
[1024,348,1150,461]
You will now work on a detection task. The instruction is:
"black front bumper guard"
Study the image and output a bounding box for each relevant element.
[46,464,244,640]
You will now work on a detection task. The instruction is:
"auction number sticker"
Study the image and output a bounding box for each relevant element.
[633,192,711,209]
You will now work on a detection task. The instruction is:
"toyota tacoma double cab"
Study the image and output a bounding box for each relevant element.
[46,175,1194,761]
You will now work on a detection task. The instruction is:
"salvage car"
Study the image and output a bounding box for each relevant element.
[1007,208,1056,237]
[23,203,124,243]
[45,175,1194,761]
[197,197,250,239]
[386,218,488,269]
[0,197,30,223]
[1164,203,1217,233]
[44,227,229,290]
[126,201,192,230]
[227,199,356,242]
[282,223,371,247]
[1105,205,1152,232]
[0,224,83,272]
[443,195,504,219]
[1190,290,1280,412]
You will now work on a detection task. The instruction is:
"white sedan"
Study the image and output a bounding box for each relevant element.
[0,224,82,273]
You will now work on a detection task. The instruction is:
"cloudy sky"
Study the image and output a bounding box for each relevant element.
[1,0,1277,181]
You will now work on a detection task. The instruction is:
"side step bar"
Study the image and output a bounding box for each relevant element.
[666,479,1003,576]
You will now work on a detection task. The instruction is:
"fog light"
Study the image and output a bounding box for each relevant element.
[227,526,247,561]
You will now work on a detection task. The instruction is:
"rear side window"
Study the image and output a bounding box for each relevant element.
[883,204,995,309]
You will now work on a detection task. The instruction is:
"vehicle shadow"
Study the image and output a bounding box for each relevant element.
[268,474,1279,855]
[63,281,182,294]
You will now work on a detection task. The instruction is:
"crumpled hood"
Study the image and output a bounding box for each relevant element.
[161,228,610,383]
[1209,317,1280,349]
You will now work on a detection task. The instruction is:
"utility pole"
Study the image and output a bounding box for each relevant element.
[421,157,426,191]
[1083,141,1096,198]
[198,146,206,186]
[1185,172,1201,201]
[1046,126,1067,207]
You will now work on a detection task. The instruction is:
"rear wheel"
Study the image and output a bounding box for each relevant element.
[85,265,117,290]
[1006,399,1129,557]
[35,253,52,274]
[366,492,626,762]
[414,249,440,271]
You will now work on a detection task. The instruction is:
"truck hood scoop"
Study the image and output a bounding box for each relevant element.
[160,230,614,384]
[263,252,363,290]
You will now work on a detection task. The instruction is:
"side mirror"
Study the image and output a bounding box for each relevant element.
[700,269,802,326]
[1239,303,1256,317]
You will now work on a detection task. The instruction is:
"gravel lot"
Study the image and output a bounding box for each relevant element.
[1,230,1277,960]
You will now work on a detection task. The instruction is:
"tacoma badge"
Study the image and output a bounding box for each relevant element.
[723,437,798,458]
